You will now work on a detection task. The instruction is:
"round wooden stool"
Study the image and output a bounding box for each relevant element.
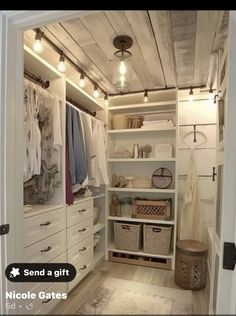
[175,240,208,290]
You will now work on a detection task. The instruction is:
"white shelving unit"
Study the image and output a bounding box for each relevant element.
[105,89,178,270]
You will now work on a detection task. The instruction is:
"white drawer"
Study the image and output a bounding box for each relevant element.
[23,282,67,315]
[68,257,92,293]
[20,253,67,294]
[24,208,65,247]
[67,218,92,249]
[67,199,93,228]
[68,236,93,267]
[24,231,66,263]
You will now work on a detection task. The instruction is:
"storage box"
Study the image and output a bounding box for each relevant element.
[114,222,142,252]
[154,144,172,159]
[132,199,172,220]
[143,224,172,255]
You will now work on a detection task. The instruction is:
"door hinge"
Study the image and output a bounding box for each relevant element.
[223,242,236,270]
[0,224,10,236]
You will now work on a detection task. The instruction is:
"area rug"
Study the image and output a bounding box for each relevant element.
[77,277,194,314]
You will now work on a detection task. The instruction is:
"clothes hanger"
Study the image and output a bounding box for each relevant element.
[182,128,207,149]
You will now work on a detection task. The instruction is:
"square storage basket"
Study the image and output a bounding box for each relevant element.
[114,222,142,252]
[143,224,172,255]
[132,199,171,220]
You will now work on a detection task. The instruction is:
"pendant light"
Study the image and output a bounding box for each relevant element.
[93,84,99,98]
[143,90,148,102]
[189,87,194,101]
[32,30,43,54]
[79,72,86,88]
[112,35,133,91]
[57,54,66,73]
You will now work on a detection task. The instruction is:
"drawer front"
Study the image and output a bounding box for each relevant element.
[68,236,93,267]
[23,282,67,315]
[20,253,67,294]
[24,208,65,247]
[67,218,92,249]
[67,200,93,227]
[24,231,66,263]
[68,257,92,293]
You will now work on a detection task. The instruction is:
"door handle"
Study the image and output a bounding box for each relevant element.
[79,265,87,271]
[78,209,86,213]
[212,167,217,182]
[78,228,86,233]
[42,298,52,304]
[40,246,52,253]
[40,221,51,226]
[79,247,86,252]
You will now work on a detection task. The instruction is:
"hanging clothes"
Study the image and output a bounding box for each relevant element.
[92,118,109,187]
[179,150,203,241]
[66,105,87,187]
[81,112,96,183]
[24,86,62,204]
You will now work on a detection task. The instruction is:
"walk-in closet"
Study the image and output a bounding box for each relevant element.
[2,10,236,316]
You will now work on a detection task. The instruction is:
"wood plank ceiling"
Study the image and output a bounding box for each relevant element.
[24,10,229,95]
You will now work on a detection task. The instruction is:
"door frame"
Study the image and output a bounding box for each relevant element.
[0,10,90,315]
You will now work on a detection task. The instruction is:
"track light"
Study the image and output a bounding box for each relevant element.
[57,54,66,73]
[79,72,86,88]
[189,87,194,101]
[93,84,99,98]
[143,90,148,102]
[104,93,109,106]
[32,30,43,54]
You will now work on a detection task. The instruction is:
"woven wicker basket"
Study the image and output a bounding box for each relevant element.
[114,222,142,252]
[143,224,172,255]
[132,199,171,220]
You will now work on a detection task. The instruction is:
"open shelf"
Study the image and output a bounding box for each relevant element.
[108,243,173,259]
[108,101,176,111]
[107,216,174,224]
[107,187,175,193]
[108,158,176,162]
[92,194,106,199]
[108,127,176,134]
[93,223,105,234]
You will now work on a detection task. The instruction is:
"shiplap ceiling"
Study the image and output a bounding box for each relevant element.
[24,10,229,95]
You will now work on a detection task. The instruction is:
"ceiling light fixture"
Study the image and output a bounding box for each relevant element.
[57,54,66,73]
[189,87,194,101]
[79,72,86,88]
[144,90,148,102]
[32,29,44,54]
[93,84,99,98]
[104,93,109,106]
[112,35,133,91]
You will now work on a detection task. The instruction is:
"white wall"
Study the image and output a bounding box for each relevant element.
[178,91,216,242]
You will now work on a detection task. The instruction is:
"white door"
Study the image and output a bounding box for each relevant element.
[213,11,236,314]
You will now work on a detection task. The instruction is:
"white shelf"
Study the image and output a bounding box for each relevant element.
[93,223,105,234]
[107,187,175,193]
[93,194,106,199]
[108,243,173,259]
[108,158,176,162]
[108,127,176,134]
[107,216,174,224]
[94,252,105,265]
[24,204,64,219]
[108,101,176,111]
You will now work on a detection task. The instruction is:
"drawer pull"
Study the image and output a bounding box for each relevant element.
[78,209,87,213]
[78,228,86,233]
[79,265,87,271]
[40,246,52,253]
[79,247,87,252]
[40,221,51,227]
[42,298,52,304]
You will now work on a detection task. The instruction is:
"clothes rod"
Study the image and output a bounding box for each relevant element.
[66,97,96,117]
[179,147,216,150]
[24,69,50,89]
[179,123,216,127]
[179,174,212,178]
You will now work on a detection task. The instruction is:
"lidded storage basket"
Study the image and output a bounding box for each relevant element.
[143,224,172,255]
[114,222,142,252]
[132,199,171,220]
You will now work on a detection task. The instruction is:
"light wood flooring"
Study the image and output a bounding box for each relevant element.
[52,260,209,315]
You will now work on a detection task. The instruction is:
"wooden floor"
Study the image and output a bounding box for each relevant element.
[52,260,209,315]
